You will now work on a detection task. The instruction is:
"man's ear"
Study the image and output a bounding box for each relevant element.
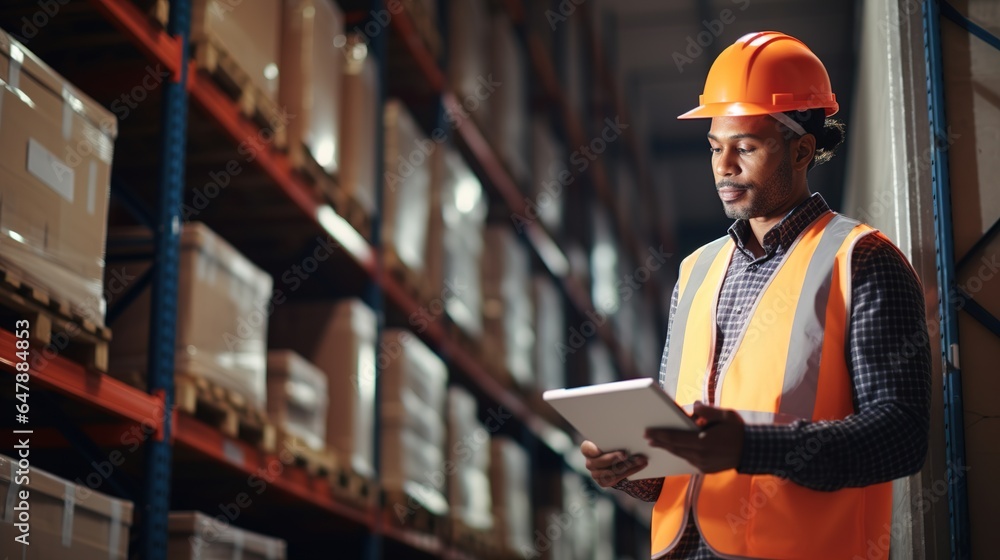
[792,134,816,171]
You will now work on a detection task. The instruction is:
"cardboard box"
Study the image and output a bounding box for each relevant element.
[379,329,448,412]
[489,14,530,185]
[107,223,273,410]
[447,387,493,531]
[0,454,132,560]
[532,275,566,391]
[0,30,117,325]
[491,437,533,553]
[339,34,380,217]
[191,0,282,101]
[266,350,328,451]
[383,100,434,274]
[280,0,345,176]
[482,226,535,388]
[268,299,376,477]
[427,147,487,338]
[381,425,449,517]
[167,511,286,560]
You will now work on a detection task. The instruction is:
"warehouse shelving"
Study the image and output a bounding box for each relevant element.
[0,0,659,557]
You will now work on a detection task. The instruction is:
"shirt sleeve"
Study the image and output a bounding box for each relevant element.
[613,282,679,502]
[736,233,932,491]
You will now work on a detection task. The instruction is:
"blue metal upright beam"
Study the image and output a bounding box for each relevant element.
[922,1,971,558]
[140,0,191,557]
[363,0,388,558]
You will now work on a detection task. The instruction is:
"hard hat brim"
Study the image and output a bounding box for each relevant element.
[677,101,839,120]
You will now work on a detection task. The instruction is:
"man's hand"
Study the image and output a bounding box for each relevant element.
[645,402,745,473]
[580,440,648,488]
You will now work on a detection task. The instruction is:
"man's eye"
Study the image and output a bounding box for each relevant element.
[709,147,722,154]
[737,147,755,155]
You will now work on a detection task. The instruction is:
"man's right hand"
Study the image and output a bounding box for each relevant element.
[580,440,648,488]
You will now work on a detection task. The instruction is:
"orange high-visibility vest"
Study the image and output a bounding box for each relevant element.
[651,211,893,559]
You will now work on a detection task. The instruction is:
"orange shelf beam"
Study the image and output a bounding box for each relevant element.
[0,329,165,433]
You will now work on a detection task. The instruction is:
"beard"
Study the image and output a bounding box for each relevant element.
[718,155,794,220]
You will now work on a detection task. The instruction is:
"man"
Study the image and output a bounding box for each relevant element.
[581,32,931,559]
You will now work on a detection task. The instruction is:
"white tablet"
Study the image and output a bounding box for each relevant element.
[543,377,701,479]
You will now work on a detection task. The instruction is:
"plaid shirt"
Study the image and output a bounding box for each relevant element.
[614,194,931,559]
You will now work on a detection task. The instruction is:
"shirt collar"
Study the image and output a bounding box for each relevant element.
[727,193,832,260]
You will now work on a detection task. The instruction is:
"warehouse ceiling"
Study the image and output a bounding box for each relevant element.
[595,0,859,257]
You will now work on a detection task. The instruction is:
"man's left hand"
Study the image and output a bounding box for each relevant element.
[645,402,745,473]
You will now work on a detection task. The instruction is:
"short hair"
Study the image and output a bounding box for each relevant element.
[779,109,846,169]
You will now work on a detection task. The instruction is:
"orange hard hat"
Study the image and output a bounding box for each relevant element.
[678,31,839,119]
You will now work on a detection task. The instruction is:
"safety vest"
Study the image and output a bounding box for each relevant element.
[651,211,893,559]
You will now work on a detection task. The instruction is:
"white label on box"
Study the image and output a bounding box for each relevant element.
[27,137,74,202]
[62,483,75,547]
[222,439,245,466]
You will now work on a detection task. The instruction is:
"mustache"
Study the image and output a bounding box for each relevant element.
[717,180,753,190]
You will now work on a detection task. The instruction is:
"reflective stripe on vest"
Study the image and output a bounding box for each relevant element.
[651,212,894,560]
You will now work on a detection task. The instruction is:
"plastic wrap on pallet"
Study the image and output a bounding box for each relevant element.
[447,0,491,132]
[446,387,490,472]
[530,119,567,233]
[279,0,344,176]
[452,467,494,532]
[108,223,272,410]
[482,226,535,388]
[1,454,133,559]
[489,13,530,185]
[383,100,433,274]
[268,299,377,478]
[381,425,450,516]
[339,34,380,217]
[266,350,328,452]
[490,437,533,554]
[0,30,117,326]
[428,147,487,337]
[167,511,286,560]
[380,329,448,413]
[382,386,447,447]
[532,275,566,392]
[191,0,282,101]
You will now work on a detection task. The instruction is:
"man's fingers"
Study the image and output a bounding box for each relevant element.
[591,456,648,487]
[585,450,629,471]
[580,440,604,458]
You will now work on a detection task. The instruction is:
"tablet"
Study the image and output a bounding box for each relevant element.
[543,377,701,479]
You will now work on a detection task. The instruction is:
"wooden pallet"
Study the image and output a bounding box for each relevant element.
[175,373,276,453]
[330,462,377,510]
[0,266,111,372]
[193,39,288,150]
[275,430,336,478]
[383,489,447,539]
[447,518,495,558]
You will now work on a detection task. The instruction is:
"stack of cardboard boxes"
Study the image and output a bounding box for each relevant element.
[482,226,535,389]
[446,387,494,540]
[108,223,274,411]
[490,437,533,556]
[0,454,133,559]
[379,329,450,519]
[167,511,287,559]
[266,350,329,452]
[532,275,566,392]
[0,29,117,325]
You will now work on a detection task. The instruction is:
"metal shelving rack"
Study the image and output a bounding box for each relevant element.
[0,0,665,557]
[923,1,1000,558]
